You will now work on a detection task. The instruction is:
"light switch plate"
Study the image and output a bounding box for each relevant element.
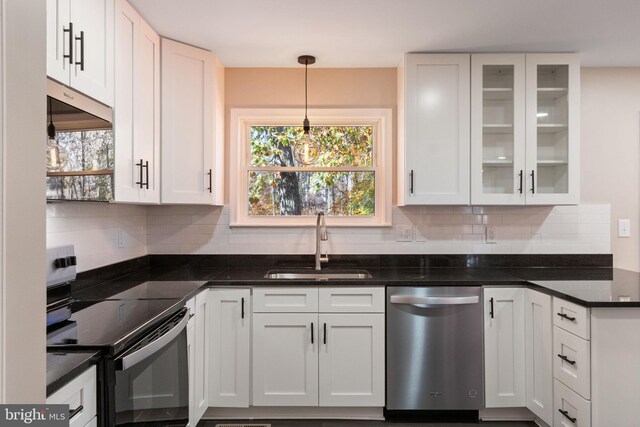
[618,219,631,238]
[395,225,413,242]
[486,226,497,244]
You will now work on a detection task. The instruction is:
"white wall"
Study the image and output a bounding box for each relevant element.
[581,68,640,271]
[46,203,147,273]
[147,204,610,255]
[2,0,47,403]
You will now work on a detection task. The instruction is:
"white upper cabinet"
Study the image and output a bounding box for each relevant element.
[525,54,580,205]
[471,53,579,205]
[114,0,160,203]
[47,0,114,106]
[471,54,526,205]
[399,54,471,205]
[161,38,225,205]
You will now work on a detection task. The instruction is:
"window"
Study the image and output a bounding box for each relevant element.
[46,129,115,201]
[231,108,392,226]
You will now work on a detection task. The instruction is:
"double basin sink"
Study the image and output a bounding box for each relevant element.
[264,269,372,280]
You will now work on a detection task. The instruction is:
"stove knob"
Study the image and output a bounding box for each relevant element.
[54,257,68,268]
[66,256,77,266]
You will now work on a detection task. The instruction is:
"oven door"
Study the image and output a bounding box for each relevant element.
[114,308,189,426]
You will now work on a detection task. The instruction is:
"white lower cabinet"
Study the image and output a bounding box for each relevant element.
[187,289,210,426]
[252,313,319,406]
[318,313,385,406]
[484,287,526,408]
[525,289,553,425]
[251,287,385,408]
[554,379,590,427]
[209,289,251,407]
[47,365,97,427]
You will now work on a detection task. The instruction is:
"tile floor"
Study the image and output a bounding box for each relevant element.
[200,421,536,427]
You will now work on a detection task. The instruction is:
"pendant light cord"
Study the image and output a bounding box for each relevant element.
[305,62,308,120]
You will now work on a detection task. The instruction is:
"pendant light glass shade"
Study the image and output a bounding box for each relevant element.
[293,55,319,165]
[46,98,67,171]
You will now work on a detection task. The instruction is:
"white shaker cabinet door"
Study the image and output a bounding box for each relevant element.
[484,287,526,408]
[69,0,114,106]
[46,0,71,84]
[209,289,250,407]
[525,289,553,425]
[161,38,224,205]
[252,313,319,406]
[318,313,385,407]
[400,53,470,205]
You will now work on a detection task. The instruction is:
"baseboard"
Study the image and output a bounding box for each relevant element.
[203,406,384,420]
[479,407,536,421]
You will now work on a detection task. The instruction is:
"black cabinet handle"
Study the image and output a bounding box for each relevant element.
[489,297,494,319]
[63,22,74,64]
[69,405,83,420]
[409,170,414,194]
[557,312,576,322]
[558,409,577,423]
[530,170,535,194]
[518,170,523,194]
[557,354,576,365]
[75,30,85,71]
[311,322,314,344]
[323,322,327,345]
[135,159,144,188]
[207,169,212,193]
[241,297,245,319]
[143,160,149,189]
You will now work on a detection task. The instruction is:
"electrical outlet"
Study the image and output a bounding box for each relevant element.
[486,226,497,244]
[618,219,631,238]
[118,229,125,248]
[395,225,413,242]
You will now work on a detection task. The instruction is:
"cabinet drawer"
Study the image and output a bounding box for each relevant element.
[554,379,590,427]
[553,326,591,399]
[253,288,318,312]
[47,365,97,427]
[318,287,385,313]
[553,298,590,340]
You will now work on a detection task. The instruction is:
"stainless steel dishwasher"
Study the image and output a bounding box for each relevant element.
[386,286,483,412]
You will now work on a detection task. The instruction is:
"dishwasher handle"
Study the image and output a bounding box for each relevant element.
[390,295,479,305]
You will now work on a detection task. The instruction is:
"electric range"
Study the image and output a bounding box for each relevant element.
[46,246,198,427]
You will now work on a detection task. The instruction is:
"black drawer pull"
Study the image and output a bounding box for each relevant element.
[489,297,494,319]
[135,159,144,188]
[530,169,535,194]
[241,297,245,319]
[63,23,74,64]
[75,30,85,71]
[518,170,523,194]
[557,354,576,365]
[69,405,83,420]
[409,170,414,194]
[558,409,577,423]
[323,322,327,345]
[207,169,212,193]
[311,322,314,344]
[557,312,576,322]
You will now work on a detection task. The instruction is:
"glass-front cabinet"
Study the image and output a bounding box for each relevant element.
[471,53,579,205]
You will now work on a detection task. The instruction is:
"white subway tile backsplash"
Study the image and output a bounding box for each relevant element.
[47,202,611,270]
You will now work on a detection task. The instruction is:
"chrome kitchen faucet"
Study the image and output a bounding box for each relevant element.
[315,212,329,270]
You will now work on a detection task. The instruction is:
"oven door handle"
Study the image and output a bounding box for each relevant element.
[390,295,479,305]
[118,310,189,370]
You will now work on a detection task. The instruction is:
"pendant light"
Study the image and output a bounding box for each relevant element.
[293,55,319,165]
[46,97,66,171]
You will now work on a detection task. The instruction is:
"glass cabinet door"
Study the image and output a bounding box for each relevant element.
[471,54,526,204]
[526,54,580,204]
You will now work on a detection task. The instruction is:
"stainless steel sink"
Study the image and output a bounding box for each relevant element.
[264,269,372,280]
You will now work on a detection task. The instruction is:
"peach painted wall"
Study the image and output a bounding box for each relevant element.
[224,68,398,202]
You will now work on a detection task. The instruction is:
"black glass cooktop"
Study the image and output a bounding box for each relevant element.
[47,299,182,355]
[72,280,205,301]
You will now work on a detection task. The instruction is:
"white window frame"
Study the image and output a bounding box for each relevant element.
[230,108,392,227]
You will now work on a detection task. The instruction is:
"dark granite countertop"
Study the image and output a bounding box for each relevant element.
[46,350,100,396]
